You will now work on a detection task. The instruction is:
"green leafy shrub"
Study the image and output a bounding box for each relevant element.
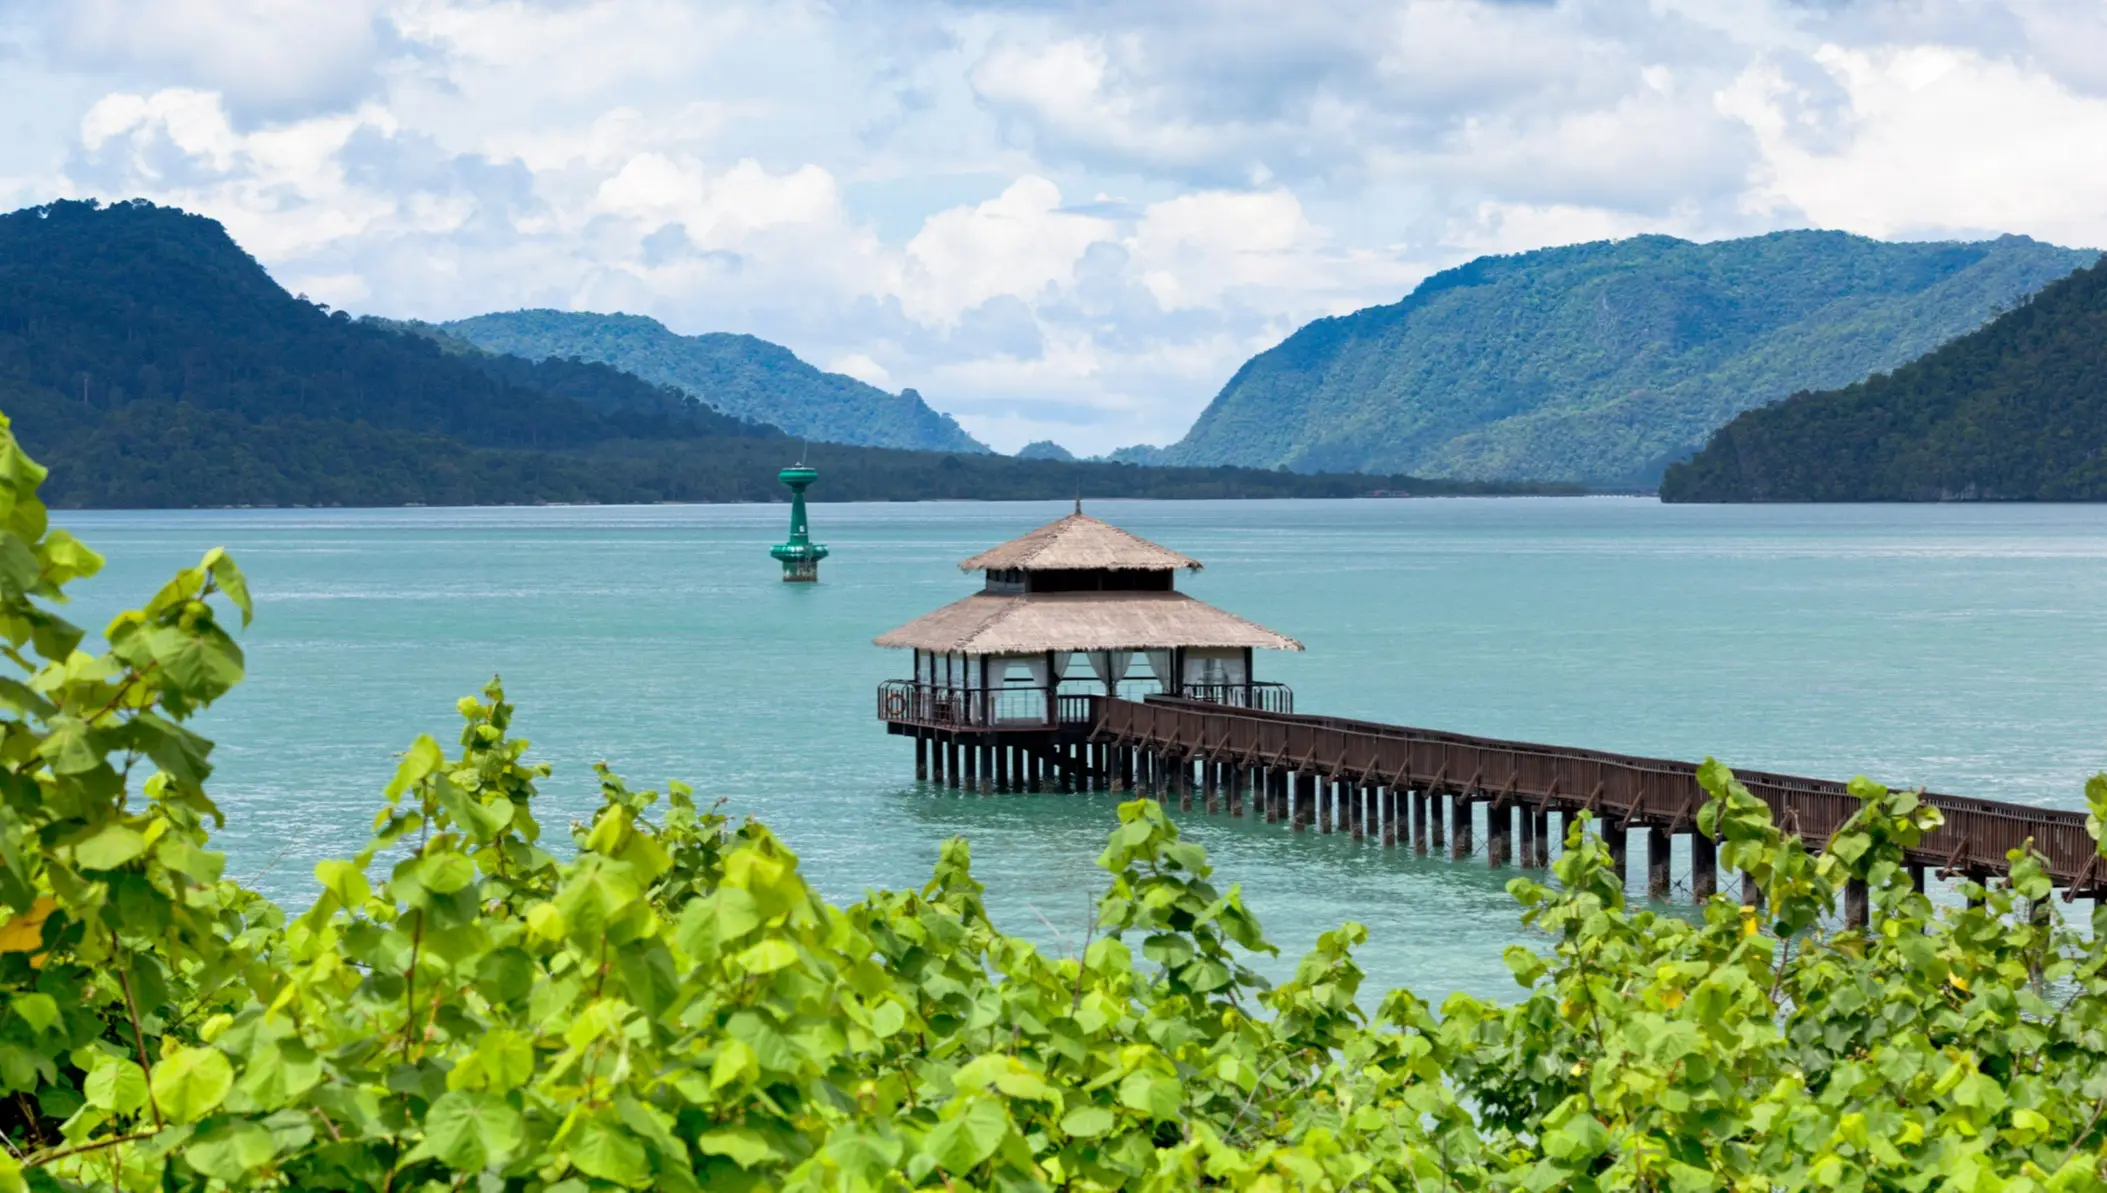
[0,413,2105,1190]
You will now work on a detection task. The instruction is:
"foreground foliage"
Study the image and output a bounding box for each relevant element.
[0,422,2104,1190]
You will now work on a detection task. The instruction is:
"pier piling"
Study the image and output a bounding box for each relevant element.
[1691,831,1716,899]
[1647,826,1671,898]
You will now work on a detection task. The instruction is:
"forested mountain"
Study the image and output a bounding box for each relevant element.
[444,310,989,454]
[1660,256,2107,501]
[1015,440,1077,461]
[1157,231,2095,486]
[0,199,1565,507]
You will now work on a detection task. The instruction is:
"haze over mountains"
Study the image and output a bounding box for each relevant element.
[1142,232,2096,487]
[444,310,988,455]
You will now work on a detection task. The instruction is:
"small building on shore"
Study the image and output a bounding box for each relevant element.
[873,505,1301,790]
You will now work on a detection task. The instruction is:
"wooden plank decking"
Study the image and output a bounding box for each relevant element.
[1091,696,2102,898]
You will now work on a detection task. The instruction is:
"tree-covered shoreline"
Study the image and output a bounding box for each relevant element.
[1663,254,2107,502]
[0,200,1575,509]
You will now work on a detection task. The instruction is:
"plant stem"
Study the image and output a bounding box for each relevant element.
[111,933,164,1131]
[26,1129,157,1168]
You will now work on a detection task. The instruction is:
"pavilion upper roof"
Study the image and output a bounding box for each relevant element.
[874,591,1302,655]
[958,512,1202,572]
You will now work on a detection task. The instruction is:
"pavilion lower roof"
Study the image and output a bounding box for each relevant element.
[873,590,1303,655]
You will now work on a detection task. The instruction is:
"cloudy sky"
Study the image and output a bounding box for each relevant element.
[4,1,2106,453]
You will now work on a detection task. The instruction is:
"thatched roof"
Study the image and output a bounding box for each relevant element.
[959,513,1201,572]
[874,591,1302,654]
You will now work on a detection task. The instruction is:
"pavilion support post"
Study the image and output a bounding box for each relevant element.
[1287,773,1306,831]
[1261,769,1276,823]
[1203,761,1218,814]
[993,744,1007,793]
[964,740,979,793]
[1093,743,1108,792]
[1517,803,1535,866]
[1228,765,1244,817]
[1382,788,1398,847]
[1451,798,1473,860]
[1175,756,1192,811]
[1411,791,1427,854]
[1111,747,1128,793]
[1844,878,1869,929]
[1431,793,1447,852]
[1603,813,1628,889]
[1318,782,1333,833]
[1908,862,1926,894]
[1489,803,1512,867]
[1647,826,1671,898]
[1532,808,1551,867]
[1690,832,1717,900]
[946,736,961,791]
[915,731,928,782]
[1271,770,1289,825]
[1742,872,1764,909]
[1364,786,1378,843]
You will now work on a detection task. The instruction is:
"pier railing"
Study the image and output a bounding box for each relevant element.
[877,680,1296,732]
[1091,696,2103,895]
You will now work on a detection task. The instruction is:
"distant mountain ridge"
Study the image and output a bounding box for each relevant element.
[1661,256,2107,501]
[0,198,1565,507]
[443,310,988,455]
[1156,231,2097,486]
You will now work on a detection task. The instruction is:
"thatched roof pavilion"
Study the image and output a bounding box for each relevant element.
[955,512,1203,573]
[875,509,1300,738]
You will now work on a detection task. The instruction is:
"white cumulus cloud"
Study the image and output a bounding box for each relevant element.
[4,0,2107,456]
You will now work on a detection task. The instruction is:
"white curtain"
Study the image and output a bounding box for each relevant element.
[1184,649,1245,689]
[1144,650,1173,691]
[1011,654,1049,689]
[1088,650,1133,692]
[1050,651,1074,683]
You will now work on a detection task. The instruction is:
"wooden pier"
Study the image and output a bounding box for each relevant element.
[872,509,2105,914]
[881,691,2106,908]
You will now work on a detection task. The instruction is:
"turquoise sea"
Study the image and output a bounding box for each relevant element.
[57,498,2107,1006]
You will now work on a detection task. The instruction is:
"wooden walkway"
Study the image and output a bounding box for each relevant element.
[1084,696,2103,907]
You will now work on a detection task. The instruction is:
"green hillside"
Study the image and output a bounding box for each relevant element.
[0,199,1564,507]
[1161,231,2096,486]
[444,309,989,454]
[1661,257,2107,501]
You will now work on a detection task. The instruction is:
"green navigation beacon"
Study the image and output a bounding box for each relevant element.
[769,463,829,582]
